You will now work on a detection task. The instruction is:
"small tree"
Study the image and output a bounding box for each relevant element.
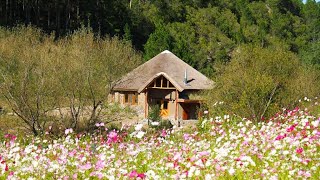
[55,29,142,131]
[0,26,59,135]
[148,104,161,123]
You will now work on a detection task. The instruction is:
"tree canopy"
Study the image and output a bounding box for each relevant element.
[205,45,320,121]
[1,0,319,75]
[0,26,142,135]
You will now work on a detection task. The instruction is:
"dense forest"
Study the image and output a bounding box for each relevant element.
[1,0,319,75]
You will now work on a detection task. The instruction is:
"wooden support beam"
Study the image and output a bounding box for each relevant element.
[145,91,148,118]
[175,90,178,120]
[161,76,163,88]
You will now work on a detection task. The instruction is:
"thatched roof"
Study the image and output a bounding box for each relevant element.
[112,50,214,92]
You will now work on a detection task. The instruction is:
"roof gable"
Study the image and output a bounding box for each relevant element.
[113,50,214,92]
[138,72,183,93]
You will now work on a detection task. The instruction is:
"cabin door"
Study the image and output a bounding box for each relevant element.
[156,100,169,118]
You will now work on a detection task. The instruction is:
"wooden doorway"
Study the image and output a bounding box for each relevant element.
[155,99,169,118]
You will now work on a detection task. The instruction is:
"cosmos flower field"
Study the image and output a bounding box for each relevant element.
[1,108,320,179]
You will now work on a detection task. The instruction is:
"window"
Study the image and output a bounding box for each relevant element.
[124,92,138,105]
[133,93,138,105]
[125,94,129,103]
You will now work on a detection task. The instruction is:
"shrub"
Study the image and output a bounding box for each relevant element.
[148,105,161,123]
[151,120,173,130]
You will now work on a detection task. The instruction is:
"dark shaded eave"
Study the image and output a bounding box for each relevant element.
[111,88,139,92]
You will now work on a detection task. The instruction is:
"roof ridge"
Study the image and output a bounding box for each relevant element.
[160,50,172,54]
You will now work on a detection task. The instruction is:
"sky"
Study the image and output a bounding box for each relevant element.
[303,0,320,3]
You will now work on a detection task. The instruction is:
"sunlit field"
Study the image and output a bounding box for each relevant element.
[1,107,320,179]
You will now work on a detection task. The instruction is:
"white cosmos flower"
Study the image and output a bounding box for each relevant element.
[205,174,212,180]
[283,151,289,155]
[311,120,319,127]
[151,121,159,126]
[195,169,200,176]
[32,160,38,167]
[11,146,20,153]
[228,167,235,175]
[135,124,143,131]
[136,131,145,139]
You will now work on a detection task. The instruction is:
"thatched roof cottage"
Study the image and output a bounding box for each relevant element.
[110,50,213,123]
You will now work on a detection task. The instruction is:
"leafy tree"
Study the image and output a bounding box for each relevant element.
[58,29,142,131]
[298,0,320,66]
[205,45,320,122]
[0,26,59,136]
[0,26,142,135]
[143,24,173,60]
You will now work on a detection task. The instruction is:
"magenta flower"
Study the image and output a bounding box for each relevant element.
[137,173,146,179]
[296,147,303,154]
[275,134,286,140]
[107,131,118,143]
[129,170,138,178]
[128,170,146,179]
[286,124,296,132]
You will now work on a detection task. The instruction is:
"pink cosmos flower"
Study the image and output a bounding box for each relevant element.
[275,134,286,140]
[128,170,146,179]
[137,173,146,179]
[107,131,118,143]
[68,149,77,157]
[95,122,105,127]
[95,160,105,170]
[79,163,92,171]
[129,170,138,178]
[286,124,297,132]
[296,147,303,154]
[304,171,311,178]
[161,129,167,137]
[183,134,192,141]
[7,171,14,180]
[198,151,210,156]
[65,128,73,135]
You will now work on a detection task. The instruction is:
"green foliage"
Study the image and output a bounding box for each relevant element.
[205,45,320,122]
[1,0,320,75]
[147,104,173,130]
[150,120,173,131]
[0,26,142,135]
[148,105,161,123]
[299,1,320,67]
[143,25,173,60]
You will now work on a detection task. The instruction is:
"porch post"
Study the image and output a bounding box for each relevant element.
[175,89,178,120]
[145,90,148,118]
